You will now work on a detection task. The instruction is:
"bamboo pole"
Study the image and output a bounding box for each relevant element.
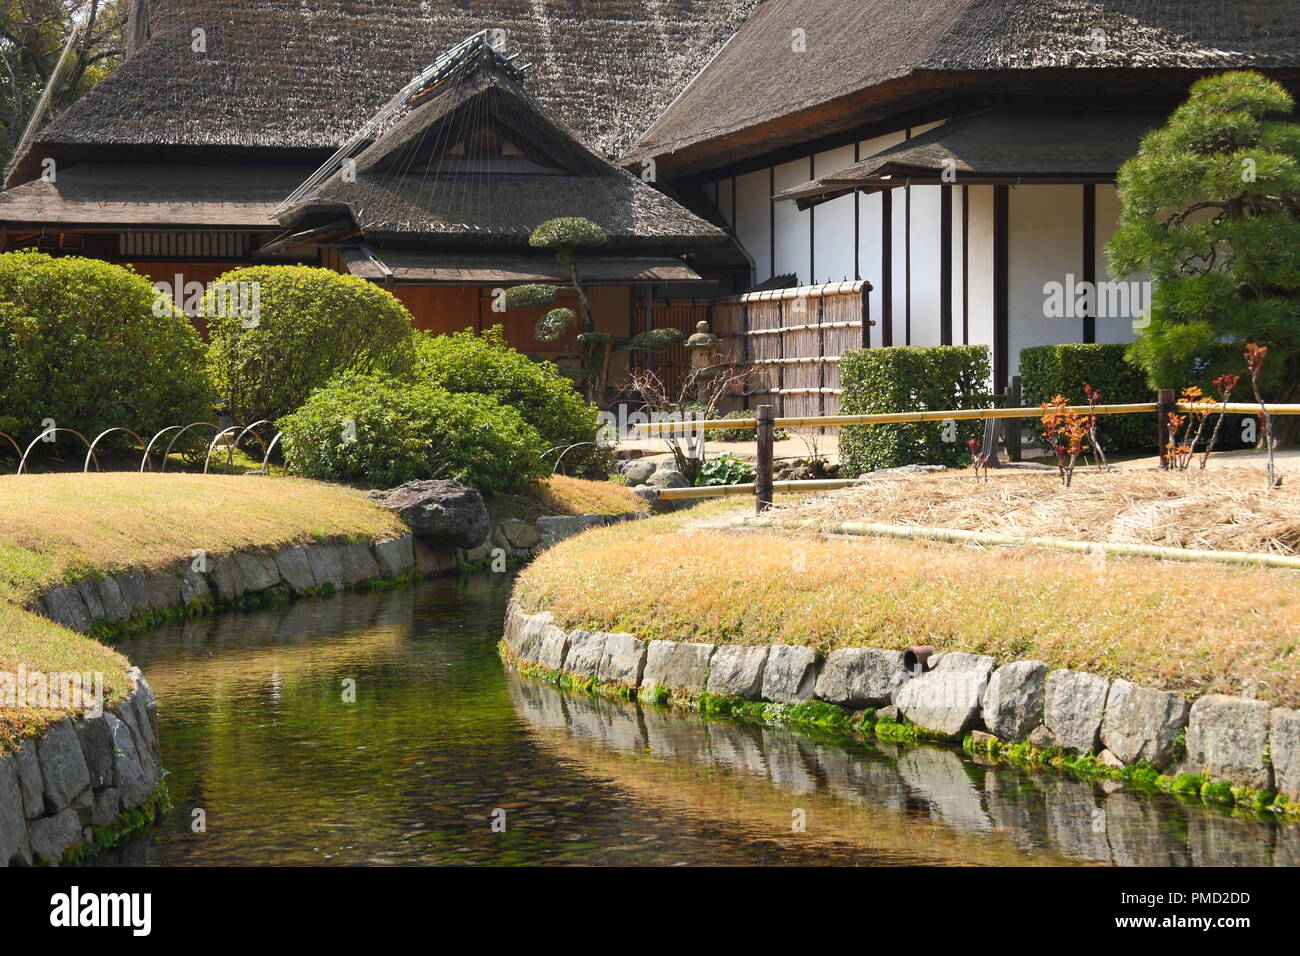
[732,516,1300,571]
[655,478,868,500]
[633,403,1160,436]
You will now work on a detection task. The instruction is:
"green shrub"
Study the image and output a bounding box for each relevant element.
[697,451,755,486]
[0,250,214,452]
[1019,344,1153,453]
[205,266,414,425]
[412,326,605,477]
[277,371,546,492]
[839,346,991,475]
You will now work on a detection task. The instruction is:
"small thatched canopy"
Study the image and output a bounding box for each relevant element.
[341,248,702,285]
[7,0,759,186]
[626,0,1300,176]
[278,49,726,250]
[779,108,1166,208]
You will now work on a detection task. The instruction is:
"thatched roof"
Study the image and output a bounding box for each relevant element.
[780,108,1166,207]
[0,164,306,228]
[279,56,726,249]
[9,0,758,185]
[627,0,1300,176]
[341,248,702,284]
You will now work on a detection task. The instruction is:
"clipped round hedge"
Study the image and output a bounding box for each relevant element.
[0,250,214,450]
[205,265,414,425]
[278,371,547,492]
[412,326,605,476]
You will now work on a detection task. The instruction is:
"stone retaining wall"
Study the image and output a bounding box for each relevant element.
[501,603,1300,811]
[36,535,425,635]
[0,668,160,865]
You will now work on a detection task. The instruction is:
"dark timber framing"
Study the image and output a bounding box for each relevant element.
[880,187,893,346]
[961,184,970,346]
[1082,183,1097,344]
[993,183,1010,391]
[940,183,953,346]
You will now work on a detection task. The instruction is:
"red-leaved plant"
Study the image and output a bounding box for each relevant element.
[1244,343,1280,488]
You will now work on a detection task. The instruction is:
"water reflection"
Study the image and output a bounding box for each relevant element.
[90,578,1292,866]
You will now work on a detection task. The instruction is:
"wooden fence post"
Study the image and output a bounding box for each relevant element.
[1006,375,1022,462]
[1157,387,1175,468]
[756,404,774,513]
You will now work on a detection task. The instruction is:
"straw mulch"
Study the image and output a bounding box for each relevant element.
[775,466,1300,555]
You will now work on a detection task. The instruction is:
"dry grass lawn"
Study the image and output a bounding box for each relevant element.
[515,499,1300,706]
[0,606,135,751]
[0,473,407,607]
[777,466,1300,555]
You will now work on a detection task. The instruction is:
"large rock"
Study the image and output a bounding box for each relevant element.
[762,645,819,703]
[596,633,647,688]
[104,712,157,807]
[562,630,608,678]
[0,755,30,865]
[814,647,907,709]
[37,719,91,811]
[275,546,317,593]
[74,715,114,788]
[178,570,211,607]
[982,660,1047,741]
[94,577,130,624]
[497,519,539,551]
[12,741,44,819]
[1272,708,1300,801]
[305,543,345,589]
[236,553,279,593]
[1101,680,1188,767]
[535,515,582,549]
[28,809,80,865]
[1044,669,1110,753]
[1185,695,1272,791]
[338,541,381,585]
[533,623,570,671]
[42,586,92,633]
[707,645,768,698]
[645,467,689,489]
[369,479,489,549]
[640,641,715,700]
[895,667,991,737]
[621,459,656,485]
[371,536,415,578]
[205,556,248,601]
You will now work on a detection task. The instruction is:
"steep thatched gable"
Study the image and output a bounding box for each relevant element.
[279,46,725,249]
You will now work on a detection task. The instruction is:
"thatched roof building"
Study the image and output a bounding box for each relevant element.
[277,50,725,252]
[6,0,760,185]
[625,0,1300,177]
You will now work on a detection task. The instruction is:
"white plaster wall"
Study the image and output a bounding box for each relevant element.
[1094,183,1145,346]
[812,145,856,283]
[773,159,811,282]
[734,169,770,283]
[1008,184,1084,379]
[907,184,944,346]
[965,185,996,358]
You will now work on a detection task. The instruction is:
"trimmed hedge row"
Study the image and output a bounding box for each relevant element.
[840,346,991,475]
[1019,344,1152,453]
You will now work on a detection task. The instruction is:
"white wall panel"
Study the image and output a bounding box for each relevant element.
[773,159,811,283]
[734,168,771,284]
[812,145,856,284]
[1008,185,1084,378]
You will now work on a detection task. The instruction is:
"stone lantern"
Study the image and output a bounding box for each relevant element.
[684,320,720,382]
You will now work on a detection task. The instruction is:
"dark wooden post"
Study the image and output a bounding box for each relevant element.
[1157,387,1175,468]
[1006,374,1022,462]
[755,404,774,513]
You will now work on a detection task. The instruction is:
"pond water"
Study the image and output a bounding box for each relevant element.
[96,577,1296,866]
